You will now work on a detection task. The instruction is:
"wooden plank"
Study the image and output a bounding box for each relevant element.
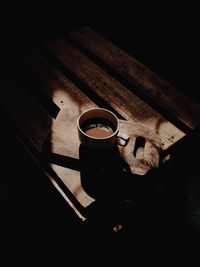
[9,49,98,209]
[44,37,185,150]
[50,108,96,208]
[0,71,93,218]
[10,49,162,208]
[11,49,95,111]
[0,110,87,221]
[10,48,97,157]
[70,27,200,130]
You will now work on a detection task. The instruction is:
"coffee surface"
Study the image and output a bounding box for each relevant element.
[81,117,116,138]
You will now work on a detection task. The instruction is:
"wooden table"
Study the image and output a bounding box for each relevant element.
[1,26,200,221]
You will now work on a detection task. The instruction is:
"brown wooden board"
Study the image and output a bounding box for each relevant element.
[70,27,200,131]
[44,37,185,150]
[11,49,96,112]
[6,47,165,211]
[9,49,100,211]
[0,71,91,219]
[2,27,197,218]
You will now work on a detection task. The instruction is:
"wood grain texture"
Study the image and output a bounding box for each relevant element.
[2,28,197,216]
[11,49,97,157]
[0,71,94,217]
[70,27,200,130]
[118,120,162,175]
[11,48,95,112]
[10,49,98,209]
[9,48,163,208]
[44,37,185,150]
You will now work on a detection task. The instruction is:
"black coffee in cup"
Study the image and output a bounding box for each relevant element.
[80,117,116,138]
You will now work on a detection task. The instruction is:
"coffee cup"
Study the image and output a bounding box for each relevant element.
[77,108,129,150]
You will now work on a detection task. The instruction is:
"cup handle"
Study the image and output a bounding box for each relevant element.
[117,132,130,146]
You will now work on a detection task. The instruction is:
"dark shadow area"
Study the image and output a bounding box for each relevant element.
[1,4,200,266]
[9,66,61,119]
[92,8,200,104]
[79,144,133,200]
[78,126,200,266]
[0,114,89,266]
[1,3,199,110]
[66,34,193,135]
[1,3,199,106]
[2,111,200,266]
[133,136,146,157]
[45,152,81,172]
[38,45,125,119]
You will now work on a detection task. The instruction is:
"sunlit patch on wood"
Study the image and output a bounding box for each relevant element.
[113,224,123,232]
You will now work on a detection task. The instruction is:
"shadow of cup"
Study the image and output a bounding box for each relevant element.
[79,144,132,200]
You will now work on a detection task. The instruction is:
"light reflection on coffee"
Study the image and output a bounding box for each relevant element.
[81,117,116,138]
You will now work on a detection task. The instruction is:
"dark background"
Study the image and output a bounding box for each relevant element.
[1,3,200,266]
[1,3,199,102]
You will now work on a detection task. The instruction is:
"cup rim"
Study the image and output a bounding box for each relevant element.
[77,108,119,140]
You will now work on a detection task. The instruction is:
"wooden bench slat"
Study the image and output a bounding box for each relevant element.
[9,49,97,209]
[0,71,95,216]
[10,48,97,157]
[70,27,200,130]
[0,109,87,221]
[44,37,185,150]
[50,164,95,208]
[11,49,96,111]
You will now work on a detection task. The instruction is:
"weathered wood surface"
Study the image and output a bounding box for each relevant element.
[118,120,162,175]
[70,27,200,130]
[1,26,199,219]
[11,48,97,158]
[11,49,96,112]
[44,37,185,151]
[10,49,97,209]
[50,114,162,176]
[0,71,88,219]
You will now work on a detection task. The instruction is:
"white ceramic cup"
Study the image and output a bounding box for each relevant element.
[77,108,129,150]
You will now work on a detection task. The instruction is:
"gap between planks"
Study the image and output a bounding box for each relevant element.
[69,26,200,131]
[43,37,185,150]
